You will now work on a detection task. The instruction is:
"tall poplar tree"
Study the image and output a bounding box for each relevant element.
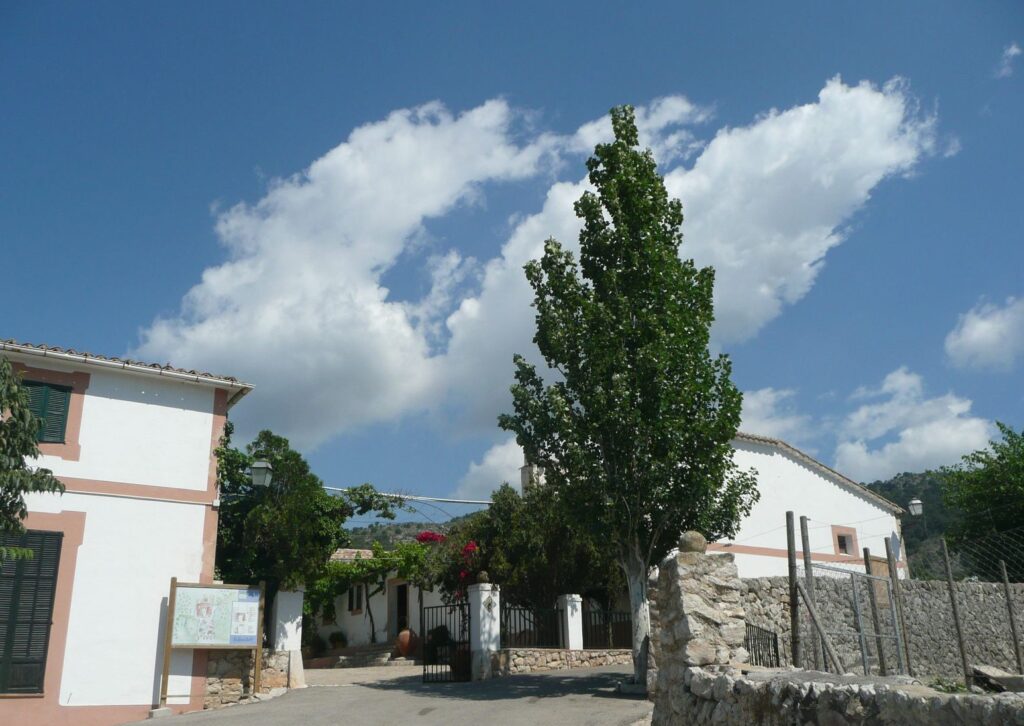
[499,106,758,683]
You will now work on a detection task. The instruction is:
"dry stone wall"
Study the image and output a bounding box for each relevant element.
[742,575,1024,678]
[664,665,1024,726]
[205,649,291,709]
[649,532,1024,725]
[491,648,632,675]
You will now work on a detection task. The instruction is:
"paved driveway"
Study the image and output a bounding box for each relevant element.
[138,665,652,726]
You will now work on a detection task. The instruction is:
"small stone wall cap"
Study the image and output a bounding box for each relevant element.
[678,531,707,553]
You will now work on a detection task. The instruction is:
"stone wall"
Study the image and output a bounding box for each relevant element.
[662,665,1024,725]
[491,648,633,675]
[742,575,1024,678]
[648,531,1024,725]
[205,649,292,709]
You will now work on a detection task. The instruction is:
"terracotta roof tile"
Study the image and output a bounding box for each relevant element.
[330,548,375,562]
[1,338,253,392]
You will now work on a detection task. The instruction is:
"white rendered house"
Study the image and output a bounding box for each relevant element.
[1,339,252,726]
[710,433,905,578]
[521,432,905,580]
[314,548,446,650]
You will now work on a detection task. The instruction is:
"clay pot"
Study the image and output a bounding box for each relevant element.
[396,628,418,657]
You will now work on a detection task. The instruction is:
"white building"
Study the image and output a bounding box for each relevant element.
[315,432,905,650]
[315,549,445,650]
[1,339,252,726]
[711,433,905,578]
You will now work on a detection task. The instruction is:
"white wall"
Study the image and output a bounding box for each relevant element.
[721,439,902,578]
[16,356,225,710]
[316,579,446,648]
[32,362,216,491]
[25,490,209,706]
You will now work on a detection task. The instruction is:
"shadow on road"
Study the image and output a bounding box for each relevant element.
[357,666,647,703]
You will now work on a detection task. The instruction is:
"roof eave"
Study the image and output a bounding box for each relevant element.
[734,431,905,516]
[2,340,254,408]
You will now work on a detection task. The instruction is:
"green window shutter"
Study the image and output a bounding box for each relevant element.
[21,382,71,444]
[0,530,63,694]
[41,386,70,444]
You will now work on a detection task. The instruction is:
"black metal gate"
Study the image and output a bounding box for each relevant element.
[422,603,471,683]
[744,623,781,667]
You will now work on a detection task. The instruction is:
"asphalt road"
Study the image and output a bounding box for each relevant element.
[136,664,653,726]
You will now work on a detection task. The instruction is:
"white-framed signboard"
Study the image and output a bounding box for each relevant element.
[159,578,265,706]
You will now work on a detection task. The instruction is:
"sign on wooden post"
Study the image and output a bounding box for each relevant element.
[159,579,265,706]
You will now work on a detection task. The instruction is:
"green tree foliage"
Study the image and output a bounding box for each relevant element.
[432,484,623,611]
[942,422,1024,542]
[498,106,758,680]
[0,356,64,559]
[305,541,431,643]
[865,471,958,557]
[215,424,398,624]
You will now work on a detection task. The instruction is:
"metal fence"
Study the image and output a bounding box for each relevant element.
[744,623,781,668]
[784,513,1024,685]
[905,528,1024,681]
[422,603,470,683]
[500,605,563,648]
[800,561,906,676]
[582,610,631,649]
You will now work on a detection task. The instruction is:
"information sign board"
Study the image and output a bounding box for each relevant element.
[171,584,261,648]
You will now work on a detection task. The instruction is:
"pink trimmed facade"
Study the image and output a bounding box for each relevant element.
[2,343,251,725]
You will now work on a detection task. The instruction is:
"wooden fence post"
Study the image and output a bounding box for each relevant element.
[799,515,821,671]
[1001,560,1023,675]
[884,537,913,676]
[941,539,972,686]
[786,511,800,667]
[863,547,888,676]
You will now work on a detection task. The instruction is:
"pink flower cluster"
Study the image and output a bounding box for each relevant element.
[415,530,447,544]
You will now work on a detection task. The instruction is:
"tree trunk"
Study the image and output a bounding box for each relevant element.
[622,548,650,686]
[366,586,377,643]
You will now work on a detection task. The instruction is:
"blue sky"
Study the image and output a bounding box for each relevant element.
[3,2,1022,523]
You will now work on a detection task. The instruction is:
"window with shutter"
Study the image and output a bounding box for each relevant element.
[0,530,63,694]
[22,382,71,444]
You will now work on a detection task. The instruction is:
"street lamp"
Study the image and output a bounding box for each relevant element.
[908,497,923,517]
[250,460,273,489]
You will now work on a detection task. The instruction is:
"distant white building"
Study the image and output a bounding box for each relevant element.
[712,433,905,578]
[2,339,252,725]
[315,549,445,649]
[317,432,905,649]
[522,431,905,580]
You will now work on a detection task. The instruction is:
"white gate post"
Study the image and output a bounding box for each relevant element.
[468,583,500,680]
[557,594,584,650]
[272,589,306,688]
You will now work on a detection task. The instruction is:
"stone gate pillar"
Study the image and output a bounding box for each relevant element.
[557,594,584,650]
[468,583,500,680]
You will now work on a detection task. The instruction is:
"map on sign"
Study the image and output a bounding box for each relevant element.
[171,586,260,648]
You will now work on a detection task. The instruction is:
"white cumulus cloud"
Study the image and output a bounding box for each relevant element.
[442,77,941,430]
[663,77,938,344]
[834,367,993,481]
[740,388,811,442]
[945,297,1024,371]
[454,436,523,499]
[136,79,945,463]
[996,42,1022,78]
[135,100,559,449]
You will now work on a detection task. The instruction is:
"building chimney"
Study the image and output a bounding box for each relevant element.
[520,453,545,491]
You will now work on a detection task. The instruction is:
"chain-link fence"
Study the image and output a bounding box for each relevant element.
[778,515,1024,684]
[903,527,1024,680]
[796,561,907,676]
